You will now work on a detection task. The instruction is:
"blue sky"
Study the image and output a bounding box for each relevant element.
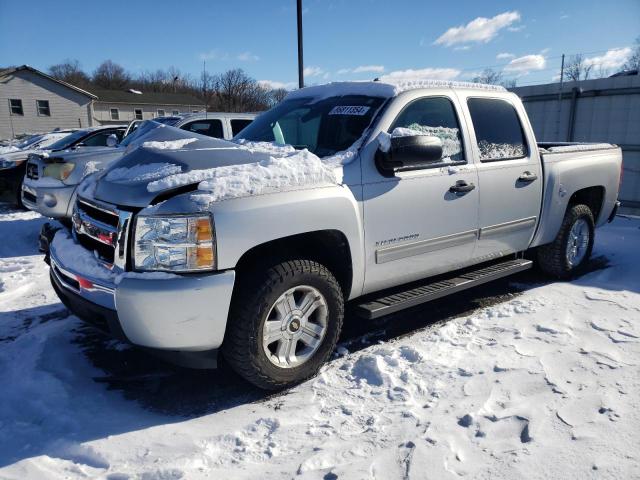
[1,0,638,88]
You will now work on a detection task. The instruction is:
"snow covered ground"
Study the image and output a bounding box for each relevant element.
[0,204,638,479]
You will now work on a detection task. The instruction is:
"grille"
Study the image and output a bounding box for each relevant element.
[73,198,126,266]
[26,162,39,179]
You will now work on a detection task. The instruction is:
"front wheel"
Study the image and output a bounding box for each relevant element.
[537,204,595,279]
[223,259,344,390]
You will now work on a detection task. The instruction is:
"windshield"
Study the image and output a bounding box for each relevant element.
[235,95,386,157]
[46,129,92,151]
[16,134,45,149]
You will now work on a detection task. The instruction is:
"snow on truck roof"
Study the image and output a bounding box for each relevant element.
[285,79,506,101]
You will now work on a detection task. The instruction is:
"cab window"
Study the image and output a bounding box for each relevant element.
[182,119,224,138]
[390,96,465,163]
[467,98,528,161]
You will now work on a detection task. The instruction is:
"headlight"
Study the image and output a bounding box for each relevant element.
[43,162,75,180]
[133,215,215,272]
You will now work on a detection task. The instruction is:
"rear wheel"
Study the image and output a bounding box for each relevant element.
[537,204,595,279]
[223,259,344,390]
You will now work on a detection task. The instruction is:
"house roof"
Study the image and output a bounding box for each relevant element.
[90,88,203,106]
[0,65,98,99]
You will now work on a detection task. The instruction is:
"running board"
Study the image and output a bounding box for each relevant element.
[355,258,533,319]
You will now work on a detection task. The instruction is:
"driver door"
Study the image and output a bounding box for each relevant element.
[361,94,480,294]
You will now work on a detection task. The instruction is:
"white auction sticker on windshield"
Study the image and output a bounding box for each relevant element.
[328,106,371,116]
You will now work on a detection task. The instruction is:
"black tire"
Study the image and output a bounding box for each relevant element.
[14,178,25,209]
[222,259,344,390]
[537,204,595,279]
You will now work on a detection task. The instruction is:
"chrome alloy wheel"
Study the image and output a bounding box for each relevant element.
[566,218,590,267]
[262,285,329,368]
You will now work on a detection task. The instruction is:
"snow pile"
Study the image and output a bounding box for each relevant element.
[478,140,525,160]
[0,146,20,155]
[148,149,337,202]
[0,206,639,479]
[141,138,198,150]
[50,231,116,283]
[545,143,615,153]
[146,140,356,202]
[105,163,183,184]
[285,80,506,104]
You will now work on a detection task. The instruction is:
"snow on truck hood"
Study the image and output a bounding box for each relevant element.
[92,126,344,208]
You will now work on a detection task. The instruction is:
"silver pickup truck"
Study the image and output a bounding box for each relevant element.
[47,80,622,389]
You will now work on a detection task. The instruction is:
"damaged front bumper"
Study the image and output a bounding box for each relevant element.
[49,232,236,367]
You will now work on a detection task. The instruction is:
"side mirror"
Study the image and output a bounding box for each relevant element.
[376,135,443,173]
[106,134,118,147]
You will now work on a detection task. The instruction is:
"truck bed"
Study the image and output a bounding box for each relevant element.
[537,142,617,154]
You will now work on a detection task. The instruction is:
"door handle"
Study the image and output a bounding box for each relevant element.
[518,171,538,182]
[449,180,476,195]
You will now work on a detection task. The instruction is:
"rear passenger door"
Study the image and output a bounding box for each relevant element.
[460,95,543,259]
[181,119,224,139]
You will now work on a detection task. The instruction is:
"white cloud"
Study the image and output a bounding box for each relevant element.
[434,11,521,47]
[337,65,385,75]
[353,65,385,74]
[303,66,324,77]
[584,47,632,70]
[503,54,546,74]
[257,80,297,90]
[379,67,460,82]
[199,49,228,61]
[497,52,515,60]
[237,52,260,62]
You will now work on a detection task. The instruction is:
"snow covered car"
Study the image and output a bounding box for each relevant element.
[0,130,78,206]
[21,125,126,217]
[47,80,622,390]
[23,113,256,221]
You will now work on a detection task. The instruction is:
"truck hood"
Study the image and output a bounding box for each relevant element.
[92,126,312,208]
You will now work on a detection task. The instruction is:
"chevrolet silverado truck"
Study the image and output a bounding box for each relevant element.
[23,113,256,222]
[47,80,622,390]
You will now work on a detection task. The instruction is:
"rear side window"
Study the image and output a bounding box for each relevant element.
[231,119,253,136]
[467,98,527,161]
[390,96,465,163]
[182,119,224,138]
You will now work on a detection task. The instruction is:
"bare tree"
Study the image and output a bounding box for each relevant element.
[472,68,515,88]
[269,88,289,106]
[92,60,130,89]
[622,36,640,71]
[48,59,90,88]
[564,54,593,81]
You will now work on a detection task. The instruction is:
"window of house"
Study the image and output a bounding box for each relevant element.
[182,119,224,138]
[172,110,180,115]
[9,99,23,116]
[466,98,528,161]
[390,96,465,164]
[110,108,120,120]
[134,109,143,120]
[157,109,165,117]
[36,100,51,116]
[230,118,253,137]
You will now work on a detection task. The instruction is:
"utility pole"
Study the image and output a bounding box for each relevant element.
[297,0,304,89]
[556,54,565,141]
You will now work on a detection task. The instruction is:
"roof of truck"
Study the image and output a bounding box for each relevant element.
[285,79,506,102]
